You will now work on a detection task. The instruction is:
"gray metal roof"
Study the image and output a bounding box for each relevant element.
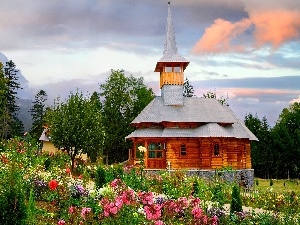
[39,128,50,141]
[132,97,238,124]
[127,97,258,141]
[126,123,257,140]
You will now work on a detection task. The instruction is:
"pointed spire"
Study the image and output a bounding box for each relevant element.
[163,2,178,56]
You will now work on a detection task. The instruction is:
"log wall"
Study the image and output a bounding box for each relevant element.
[130,137,252,170]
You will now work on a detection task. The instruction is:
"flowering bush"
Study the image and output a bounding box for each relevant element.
[0,137,299,224]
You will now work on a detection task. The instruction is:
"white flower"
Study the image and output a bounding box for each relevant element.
[138,146,147,153]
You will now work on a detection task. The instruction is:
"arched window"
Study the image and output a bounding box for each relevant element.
[214,144,220,156]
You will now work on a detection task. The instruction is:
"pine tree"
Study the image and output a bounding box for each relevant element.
[230,185,243,214]
[183,77,195,97]
[1,60,24,138]
[29,90,48,139]
[0,62,9,139]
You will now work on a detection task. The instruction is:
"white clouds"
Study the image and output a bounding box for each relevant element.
[291,95,300,103]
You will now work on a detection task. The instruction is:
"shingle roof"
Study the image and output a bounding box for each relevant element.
[155,2,189,71]
[127,97,258,141]
[132,97,237,124]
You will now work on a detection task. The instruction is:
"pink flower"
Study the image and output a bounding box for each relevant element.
[81,207,91,219]
[212,215,218,225]
[110,206,118,215]
[144,204,162,220]
[191,207,202,219]
[57,220,65,225]
[69,206,75,214]
[138,191,154,205]
[154,220,164,225]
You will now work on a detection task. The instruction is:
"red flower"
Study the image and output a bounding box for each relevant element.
[78,174,82,179]
[66,168,71,174]
[49,180,58,190]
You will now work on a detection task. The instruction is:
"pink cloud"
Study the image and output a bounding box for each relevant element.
[250,10,300,49]
[192,8,300,54]
[192,18,252,54]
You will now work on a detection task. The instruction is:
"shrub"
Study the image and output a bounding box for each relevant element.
[95,166,107,189]
[270,179,273,186]
[211,183,226,207]
[230,185,243,214]
[0,163,28,225]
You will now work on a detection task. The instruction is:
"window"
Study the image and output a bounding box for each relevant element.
[180,144,186,156]
[173,66,181,72]
[148,142,164,158]
[214,144,220,156]
[165,67,172,72]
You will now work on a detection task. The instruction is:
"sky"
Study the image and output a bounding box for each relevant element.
[1,0,300,126]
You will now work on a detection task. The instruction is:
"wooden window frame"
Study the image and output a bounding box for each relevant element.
[148,142,164,159]
[180,144,187,156]
[213,143,221,157]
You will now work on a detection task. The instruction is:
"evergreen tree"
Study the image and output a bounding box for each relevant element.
[29,90,48,140]
[183,77,195,97]
[230,185,242,214]
[1,60,24,138]
[244,113,272,178]
[0,62,9,139]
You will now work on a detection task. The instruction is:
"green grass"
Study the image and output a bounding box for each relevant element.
[253,178,300,194]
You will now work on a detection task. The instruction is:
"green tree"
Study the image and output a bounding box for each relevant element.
[0,62,9,140]
[1,60,24,139]
[230,185,242,214]
[29,90,48,140]
[244,113,272,178]
[271,102,300,178]
[203,90,227,105]
[46,91,104,170]
[183,77,195,97]
[100,69,155,164]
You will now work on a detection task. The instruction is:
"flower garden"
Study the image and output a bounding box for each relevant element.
[0,137,299,225]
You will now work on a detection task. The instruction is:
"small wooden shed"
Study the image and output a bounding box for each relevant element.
[126,2,257,170]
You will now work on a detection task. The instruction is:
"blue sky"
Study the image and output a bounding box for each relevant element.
[1,0,300,126]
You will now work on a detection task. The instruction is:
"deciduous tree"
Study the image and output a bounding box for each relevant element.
[100,69,155,164]
[46,91,104,170]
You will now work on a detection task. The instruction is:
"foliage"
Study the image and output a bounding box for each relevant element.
[183,77,195,97]
[100,69,155,164]
[203,90,228,105]
[0,136,300,224]
[0,60,24,139]
[46,91,104,171]
[244,113,273,178]
[29,90,48,140]
[271,102,300,178]
[0,162,28,225]
[230,185,242,214]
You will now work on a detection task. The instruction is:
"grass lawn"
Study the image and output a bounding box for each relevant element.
[253,178,300,194]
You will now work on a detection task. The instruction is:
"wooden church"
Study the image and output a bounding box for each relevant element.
[126,2,257,171]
